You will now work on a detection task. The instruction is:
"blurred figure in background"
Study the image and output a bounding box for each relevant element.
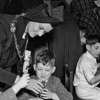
[71,0,100,36]
[0,3,62,93]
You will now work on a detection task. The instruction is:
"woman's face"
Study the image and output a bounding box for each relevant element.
[27,21,53,37]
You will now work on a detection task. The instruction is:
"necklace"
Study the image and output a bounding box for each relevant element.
[10,14,28,61]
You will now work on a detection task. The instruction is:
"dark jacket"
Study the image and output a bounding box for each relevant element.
[48,2,82,78]
[0,14,28,86]
[18,76,73,100]
[0,88,17,100]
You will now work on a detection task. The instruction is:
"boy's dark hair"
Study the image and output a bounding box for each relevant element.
[36,49,55,66]
[86,35,100,45]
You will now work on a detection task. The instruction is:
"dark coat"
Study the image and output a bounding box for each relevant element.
[0,88,17,100]
[48,3,82,78]
[18,76,73,100]
[0,14,28,86]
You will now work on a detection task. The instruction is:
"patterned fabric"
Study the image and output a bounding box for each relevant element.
[77,12,100,36]
[71,0,96,14]
[71,0,100,36]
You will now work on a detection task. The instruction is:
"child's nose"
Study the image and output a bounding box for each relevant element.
[98,49,100,53]
[41,70,45,74]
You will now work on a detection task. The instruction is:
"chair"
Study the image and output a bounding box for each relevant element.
[65,64,74,94]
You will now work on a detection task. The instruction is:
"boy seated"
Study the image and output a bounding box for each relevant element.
[18,49,73,100]
[74,35,100,100]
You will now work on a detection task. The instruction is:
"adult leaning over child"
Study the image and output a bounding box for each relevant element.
[0,3,62,93]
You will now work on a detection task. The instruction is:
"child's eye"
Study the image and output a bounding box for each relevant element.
[95,47,99,50]
[46,69,50,71]
[38,68,42,70]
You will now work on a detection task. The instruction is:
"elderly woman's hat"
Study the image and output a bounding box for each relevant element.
[50,0,70,12]
[24,4,63,24]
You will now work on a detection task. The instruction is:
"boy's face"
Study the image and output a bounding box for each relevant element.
[34,63,56,82]
[86,42,100,58]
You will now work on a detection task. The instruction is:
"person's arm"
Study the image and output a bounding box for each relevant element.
[0,67,17,86]
[0,88,17,100]
[89,74,100,85]
[41,77,73,100]
[0,22,18,86]
[83,62,100,85]
[54,78,73,100]
[12,74,30,94]
[0,74,30,100]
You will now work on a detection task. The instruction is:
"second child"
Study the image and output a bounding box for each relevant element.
[74,35,100,100]
[18,49,73,100]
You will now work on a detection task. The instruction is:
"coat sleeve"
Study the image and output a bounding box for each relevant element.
[0,22,6,55]
[0,88,17,100]
[0,21,17,86]
[55,77,73,100]
[0,67,17,86]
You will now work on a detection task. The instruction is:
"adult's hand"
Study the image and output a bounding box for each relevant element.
[26,78,43,94]
[14,75,21,84]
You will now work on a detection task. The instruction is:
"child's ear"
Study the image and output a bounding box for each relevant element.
[86,44,90,51]
[52,66,56,73]
[33,64,36,71]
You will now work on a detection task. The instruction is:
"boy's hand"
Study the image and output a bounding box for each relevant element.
[41,89,60,100]
[40,88,54,99]
[26,79,43,94]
